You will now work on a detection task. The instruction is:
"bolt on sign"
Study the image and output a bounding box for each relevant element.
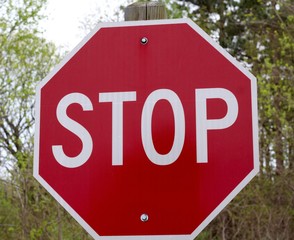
[34,19,259,239]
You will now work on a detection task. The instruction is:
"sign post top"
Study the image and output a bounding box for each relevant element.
[124,1,167,21]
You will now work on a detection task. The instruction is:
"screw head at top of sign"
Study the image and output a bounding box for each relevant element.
[140,37,148,45]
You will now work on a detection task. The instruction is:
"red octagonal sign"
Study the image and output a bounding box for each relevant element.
[34,19,259,239]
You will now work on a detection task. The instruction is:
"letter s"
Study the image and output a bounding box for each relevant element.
[52,93,93,168]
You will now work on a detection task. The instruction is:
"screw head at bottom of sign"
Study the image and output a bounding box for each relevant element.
[140,213,149,222]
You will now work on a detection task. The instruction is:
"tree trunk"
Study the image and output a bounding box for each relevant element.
[124,1,167,21]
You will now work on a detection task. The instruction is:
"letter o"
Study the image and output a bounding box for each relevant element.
[141,89,185,165]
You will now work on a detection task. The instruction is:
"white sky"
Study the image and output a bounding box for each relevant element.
[41,0,129,51]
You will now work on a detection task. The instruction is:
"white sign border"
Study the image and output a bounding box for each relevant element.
[34,18,259,240]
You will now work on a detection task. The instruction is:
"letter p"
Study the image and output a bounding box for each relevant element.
[195,88,238,163]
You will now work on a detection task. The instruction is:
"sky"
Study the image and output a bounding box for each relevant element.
[41,0,129,51]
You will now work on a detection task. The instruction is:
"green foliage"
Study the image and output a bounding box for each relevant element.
[199,170,294,239]
[0,0,92,239]
[0,180,19,239]
[0,0,58,168]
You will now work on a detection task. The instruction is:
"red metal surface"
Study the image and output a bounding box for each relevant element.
[36,22,256,237]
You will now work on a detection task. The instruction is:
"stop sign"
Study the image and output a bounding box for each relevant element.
[34,19,259,239]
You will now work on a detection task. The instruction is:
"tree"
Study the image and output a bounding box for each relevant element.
[0,0,91,239]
